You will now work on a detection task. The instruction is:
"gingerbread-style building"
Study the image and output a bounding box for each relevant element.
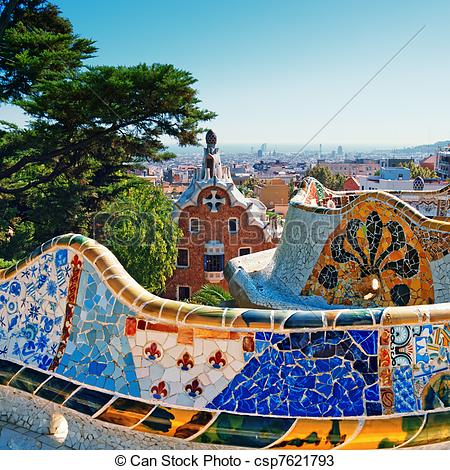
[165,130,281,300]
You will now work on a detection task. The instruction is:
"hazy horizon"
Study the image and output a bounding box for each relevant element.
[2,103,445,154]
[167,142,439,155]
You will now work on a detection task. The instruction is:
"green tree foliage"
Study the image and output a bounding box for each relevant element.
[238,176,263,198]
[0,1,215,266]
[96,181,182,293]
[402,161,438,179]
[0,0,96,100]
[0,0,19,39]
[190,284,233,306]
[0,257,15,268]
[305,165,346,191]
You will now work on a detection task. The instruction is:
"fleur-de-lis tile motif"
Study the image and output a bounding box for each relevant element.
[151,381,168,399]
[177,351,194,370]
[72,254,82,269]
[185,379,203,397]
[209,351,226,369]
[144,342,162,361]
[302,208,434,307]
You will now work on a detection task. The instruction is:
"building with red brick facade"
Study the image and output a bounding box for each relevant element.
[165,130,281,300]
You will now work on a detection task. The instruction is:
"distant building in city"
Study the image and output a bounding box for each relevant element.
[380,158,413,168]
[345,167,446,192]
[378,167,410,181]
[317,159,380,176]
[130,166,162,183]
[162,182,188,200]
[163,166,198,184]
[337,145,343,156]
[165,130,281,300]
[255,178,290,209]
[253,160,268,172]
[437,145,450,179]
[420,154,437,171]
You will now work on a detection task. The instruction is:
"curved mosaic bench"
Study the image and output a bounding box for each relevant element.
[227,177,450,310]
[0,233,449,449]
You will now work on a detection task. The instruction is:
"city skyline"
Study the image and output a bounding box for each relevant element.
[1,0,450,149]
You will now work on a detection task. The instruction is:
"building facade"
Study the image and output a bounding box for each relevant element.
[255,178,290,209]
[165,130,281,300]
[345,167,446,192]
[317,159,380,176]
[420,154,437,171]
[437,145,450,179]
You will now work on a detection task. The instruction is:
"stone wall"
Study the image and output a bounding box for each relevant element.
[0,385,227,450]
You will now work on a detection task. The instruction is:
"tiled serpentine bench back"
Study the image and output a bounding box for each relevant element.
[0,234,449,449]
[281,178,450,308]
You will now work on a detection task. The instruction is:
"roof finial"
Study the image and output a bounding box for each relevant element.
[205,129,217,147]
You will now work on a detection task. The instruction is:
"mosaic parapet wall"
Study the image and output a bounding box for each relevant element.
[0,234,449,449]
[227,178,450,310]
[337,181,450,219]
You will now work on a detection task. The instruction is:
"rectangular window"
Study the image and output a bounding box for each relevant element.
[176,248,189,268]
[177,286,191,300]
[239,247,251,256]
[204,254,225,272]
[228,218,239,233]
[189,218,200,233]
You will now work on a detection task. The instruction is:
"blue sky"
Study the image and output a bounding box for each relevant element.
[2,0,450,150]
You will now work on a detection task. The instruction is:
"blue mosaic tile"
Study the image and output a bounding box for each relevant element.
[55,249,68,268]
[284,311,324,329]
[393,366,416,413]
[335,311,374,326]
[364,383,380,401]
[349,330,378,355]
[366,401,383,416]
[255,340,269,354]
[57,270,139,396]
[240,310,270,326]
[371,308,385,324]
[207,331,373,417]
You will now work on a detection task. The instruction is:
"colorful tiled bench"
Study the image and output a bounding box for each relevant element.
[0,221,449,447]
